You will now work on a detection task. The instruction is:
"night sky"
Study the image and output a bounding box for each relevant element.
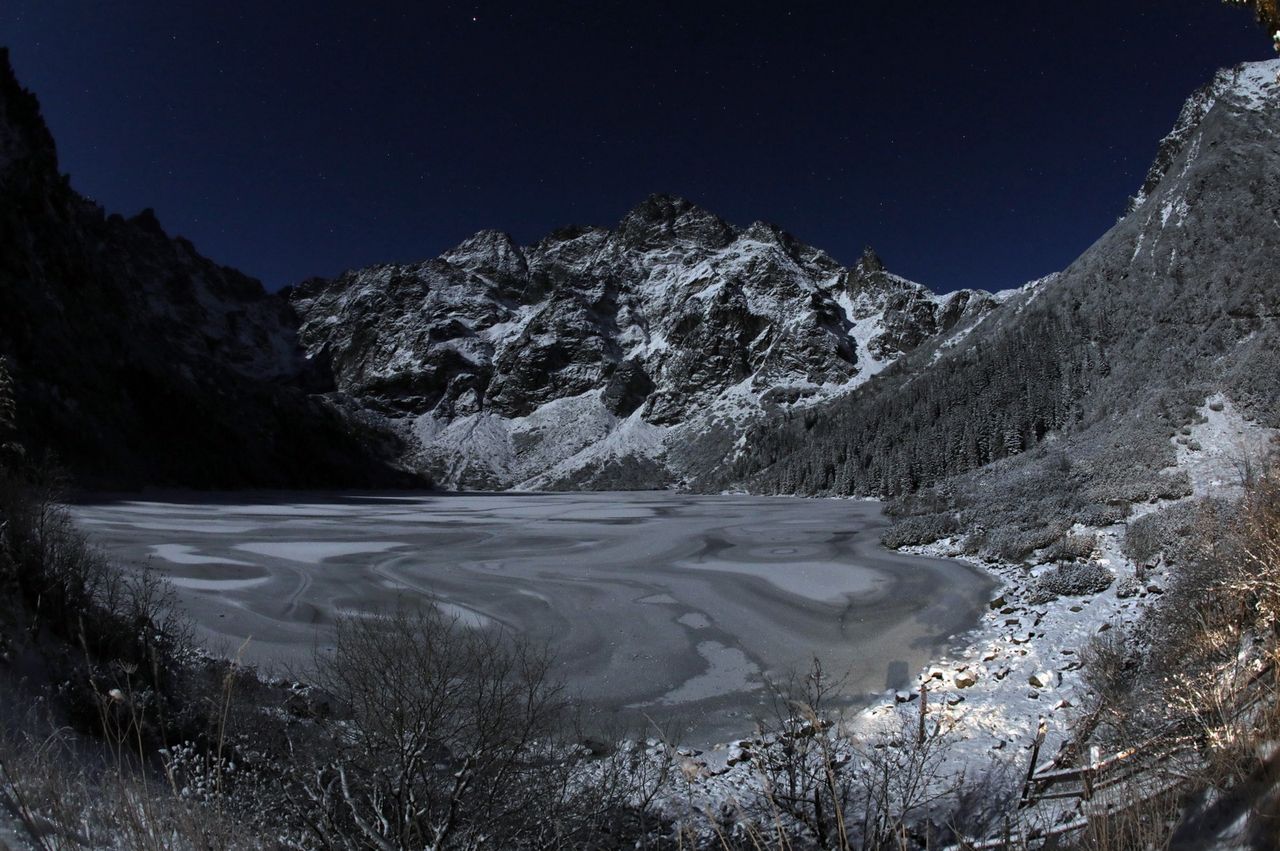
[1,3,1273,293]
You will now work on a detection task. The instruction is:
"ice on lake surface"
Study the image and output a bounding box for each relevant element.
[70,492,995,746]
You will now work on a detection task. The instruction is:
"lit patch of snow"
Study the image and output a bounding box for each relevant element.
[984,275,1052,310]
[518,405,669,490]
[1168,393,1277,499]
[651,641,760,706]
[701,376,766,421]
[692,280,724,300]
[1179,131,1202,178]
[930,320,982,364]
[1160,196,1190,228]
[150,544,255,566]
[233,541,406,564]
[412,411,517,488]
[169,575,271,592]
[1229,58,1280,109]
[481,304,538,345]
[625,331,669,359]
[851,522,1156,778]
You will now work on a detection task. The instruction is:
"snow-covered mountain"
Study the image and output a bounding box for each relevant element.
[291,195,999,489]
[4,45,1275,500]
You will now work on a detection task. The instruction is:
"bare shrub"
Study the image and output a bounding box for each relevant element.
[723,664,979,850]
[292,606,659,849]
[744,659,855,846]
[0,466,196,744]
[1074,781,1185,851]
[851,706,966,850]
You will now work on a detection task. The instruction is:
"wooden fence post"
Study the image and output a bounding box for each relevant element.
[1018,716,1048,808]
[918,682,928,746]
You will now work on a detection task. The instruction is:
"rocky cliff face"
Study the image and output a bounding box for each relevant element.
[292,196,999,489]
[0,48,414,488]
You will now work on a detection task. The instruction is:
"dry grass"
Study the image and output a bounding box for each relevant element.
[0,695,259,851]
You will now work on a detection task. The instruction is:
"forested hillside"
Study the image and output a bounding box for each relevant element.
[713,61,1280,536]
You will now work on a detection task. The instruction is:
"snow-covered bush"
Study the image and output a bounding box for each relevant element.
[1122,499,1206,566]
[1028,561,1113,604]
[1045,532,1097,562]
[1076,501,1129,527]
[880,513,958,549]
[985,524,1064,562]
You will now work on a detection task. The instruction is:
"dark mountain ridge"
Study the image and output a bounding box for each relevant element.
[0,48,415,489]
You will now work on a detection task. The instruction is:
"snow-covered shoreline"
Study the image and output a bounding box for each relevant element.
[658,393,1278,828]
[653,521,1162,821]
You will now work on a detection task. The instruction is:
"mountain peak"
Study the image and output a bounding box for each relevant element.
[129,207,167,236]
[0,47,59,179]
[1220,58,1280,107]
[623,192,700,221]
[446,228,519,255]
[855,246,885,273]
[618,193,736,249]
[441,228,526,276]
[1130,57,1280,213]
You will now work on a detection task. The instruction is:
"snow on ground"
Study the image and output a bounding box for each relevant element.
[1168,393,1277,499]
[1229,58,1280,109]
[657,390,1277,832]
[518,405,669,490]
[232,541,407,564]
[885,526,1148,765]
[654,522,1159,825]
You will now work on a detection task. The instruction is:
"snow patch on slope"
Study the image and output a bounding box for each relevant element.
[1168,394,1277,499]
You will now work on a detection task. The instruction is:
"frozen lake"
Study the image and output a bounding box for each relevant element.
[70,492,995,745]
